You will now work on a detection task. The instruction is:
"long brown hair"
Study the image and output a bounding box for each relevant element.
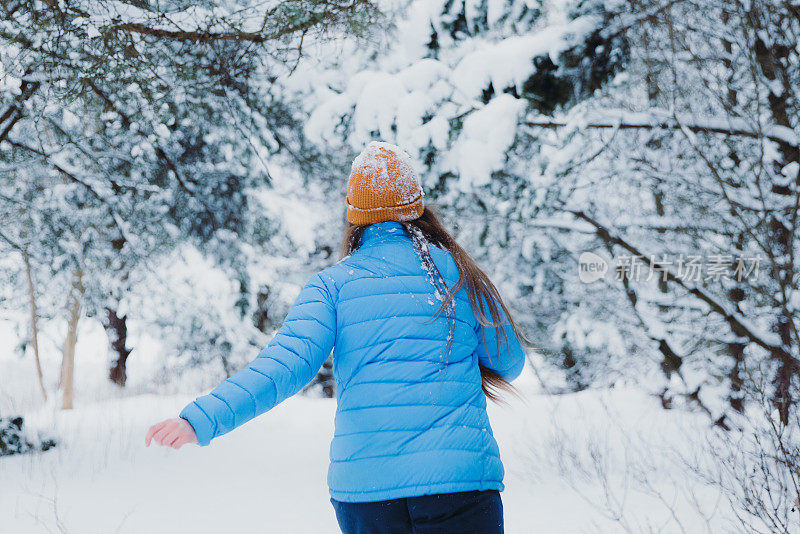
[341,206,524,402]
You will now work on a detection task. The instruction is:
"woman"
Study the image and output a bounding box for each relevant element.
[145,141,526,533]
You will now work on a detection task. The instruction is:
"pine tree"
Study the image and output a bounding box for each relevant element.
[0,0,381,397]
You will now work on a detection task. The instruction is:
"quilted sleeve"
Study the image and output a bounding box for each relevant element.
[179,271,337,446]
[474,296,525,381]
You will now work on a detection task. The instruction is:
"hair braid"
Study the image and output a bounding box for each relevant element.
[403,223,456,370]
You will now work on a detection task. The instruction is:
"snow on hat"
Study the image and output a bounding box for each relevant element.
[346,141,425,225]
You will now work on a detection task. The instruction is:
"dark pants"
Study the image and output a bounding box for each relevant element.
[331,490,503,534]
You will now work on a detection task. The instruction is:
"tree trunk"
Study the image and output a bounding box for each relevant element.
[61,270,84,411]
[748,7,800,423]
[104,307,131,387]
[23,252,47,401]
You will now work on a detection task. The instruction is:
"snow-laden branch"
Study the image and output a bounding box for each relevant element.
[75,0,377,43]
[567,209,787,354]
[0,80,39,144]
[526,110,799,147]
[0,227,25,252]
[8,140,133,247]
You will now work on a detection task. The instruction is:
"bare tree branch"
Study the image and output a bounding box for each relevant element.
[525,113,799,147]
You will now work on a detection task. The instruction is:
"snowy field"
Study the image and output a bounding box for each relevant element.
[1,318,733,534]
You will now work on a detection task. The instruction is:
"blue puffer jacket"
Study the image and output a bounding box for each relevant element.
[179,220,525,503]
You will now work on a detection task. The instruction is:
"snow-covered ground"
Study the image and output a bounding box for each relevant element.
[1,318,733,533]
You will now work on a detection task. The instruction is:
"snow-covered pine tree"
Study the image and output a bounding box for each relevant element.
[0,0,381,396]
[290,0,627,391]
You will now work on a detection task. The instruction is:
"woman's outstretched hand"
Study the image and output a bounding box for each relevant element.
[145,418,198,449]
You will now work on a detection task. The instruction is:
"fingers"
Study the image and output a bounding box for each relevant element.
[152,422,177,446]
[171,435,189,450]
[145,418,196,450]
[145,420,168,447]
[167,432,184,449]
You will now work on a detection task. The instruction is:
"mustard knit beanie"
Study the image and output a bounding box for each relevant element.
[346,141,425,225]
